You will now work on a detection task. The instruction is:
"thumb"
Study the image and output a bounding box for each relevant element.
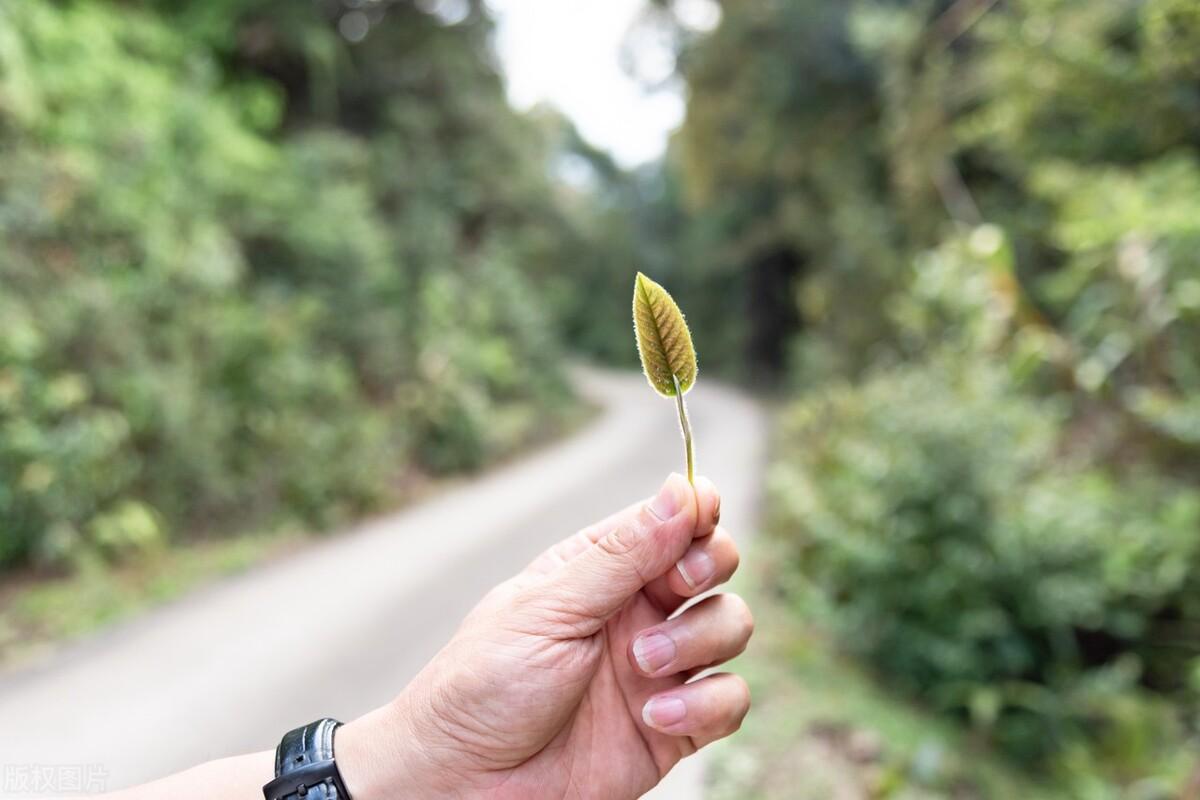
[528,473,698,636]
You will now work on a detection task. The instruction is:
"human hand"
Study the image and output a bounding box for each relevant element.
[338,473,752,799]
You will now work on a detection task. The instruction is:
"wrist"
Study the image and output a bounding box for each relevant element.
[336,693,457,800]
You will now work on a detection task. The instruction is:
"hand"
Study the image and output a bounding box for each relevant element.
[338,473,752,799]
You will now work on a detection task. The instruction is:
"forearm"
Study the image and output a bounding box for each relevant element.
[93,700,434,800]
[99,750,273,799]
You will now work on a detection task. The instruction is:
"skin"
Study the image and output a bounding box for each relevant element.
[105,473,751,800]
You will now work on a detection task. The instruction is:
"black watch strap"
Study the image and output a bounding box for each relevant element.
[262,718,352,800]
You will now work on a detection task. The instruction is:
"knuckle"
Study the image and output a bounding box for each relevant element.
[726,542,741,576]
[714,527,740,575]
[598,523,641,564]
[722,593,755,640]
[597,522,650,584]
[721,676,752,735]
[733,675,752,714]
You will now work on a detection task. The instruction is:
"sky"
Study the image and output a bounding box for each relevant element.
[484,0,717,168]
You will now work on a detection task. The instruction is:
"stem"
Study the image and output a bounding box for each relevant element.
[672,374,694,485]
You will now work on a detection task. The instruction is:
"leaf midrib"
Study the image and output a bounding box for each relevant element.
[638,276,678,393]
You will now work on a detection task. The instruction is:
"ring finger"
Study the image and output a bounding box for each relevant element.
[628,593,754,679]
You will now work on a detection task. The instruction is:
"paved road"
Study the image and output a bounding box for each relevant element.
[0,369,766,799]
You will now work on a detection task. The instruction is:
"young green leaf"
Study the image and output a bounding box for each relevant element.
[633,272,698,397]
[633,271,698,483]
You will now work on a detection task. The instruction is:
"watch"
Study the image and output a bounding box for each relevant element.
[262,718,353,800]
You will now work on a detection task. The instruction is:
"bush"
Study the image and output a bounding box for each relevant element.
[768,357,1200,777]
[0,2,577,570]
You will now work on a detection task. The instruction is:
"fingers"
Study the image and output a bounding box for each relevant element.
[643,525,740,614]
[628,593,754,679]
[577,475,717,543]
[525,473,698,635]
[674,526,739,595]
[692,475,721,539]
[641,673,751,749]
[522,475,719,579]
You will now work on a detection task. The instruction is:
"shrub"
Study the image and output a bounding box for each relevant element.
[768,357,1200,775]
[0,2,576,569]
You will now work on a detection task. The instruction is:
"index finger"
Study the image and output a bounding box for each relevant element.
[523,475,720,578]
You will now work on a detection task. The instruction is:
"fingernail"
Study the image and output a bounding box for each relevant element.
[633,632,676,674]
[643,696,687,729]
[676,546,715,589]
[649,474,687,521]
[712,495,721,524]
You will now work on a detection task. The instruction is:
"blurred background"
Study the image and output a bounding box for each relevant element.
[1,0,1200,797]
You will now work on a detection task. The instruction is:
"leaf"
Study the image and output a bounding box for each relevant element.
[633,272,698,397]
[632,272,699,484]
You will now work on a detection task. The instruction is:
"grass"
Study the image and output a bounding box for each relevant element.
[706,542,1067,800]
[0,527,304,669]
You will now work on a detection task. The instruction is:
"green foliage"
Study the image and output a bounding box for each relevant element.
[708,547,1068,800]
[664,0,1200,787]
[402,259,572,474]
[1031,155,1200,442]
[671,0,906,378]
[768,356,1200,783]
[0,0,579,570]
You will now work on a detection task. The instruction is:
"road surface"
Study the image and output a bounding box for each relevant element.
[0,368,766,799]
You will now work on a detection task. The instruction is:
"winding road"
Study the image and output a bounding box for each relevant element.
[0,369,766,799]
